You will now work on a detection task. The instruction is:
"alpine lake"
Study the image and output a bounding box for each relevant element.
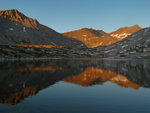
[0,58,150,113]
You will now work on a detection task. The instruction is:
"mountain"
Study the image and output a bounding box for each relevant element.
[63,67,140,89]
[62,28,118,48]
[1,27,150,59]
[0,9,86,47]
[62,25,142,48]
[94,27,150,58]
[109,25,142,40]
[0,9,149,59]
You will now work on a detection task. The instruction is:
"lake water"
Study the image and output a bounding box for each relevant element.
[0,59,150,113]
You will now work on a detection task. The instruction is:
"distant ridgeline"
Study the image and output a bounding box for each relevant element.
[0,9,150,58]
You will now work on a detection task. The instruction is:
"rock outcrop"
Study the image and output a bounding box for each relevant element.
[94,27,150,58]
[1,26,150,59]
[0,9,149,59]
[109,25,142,40]
[63,28,118,48]
[0,9,86,47]
[62,25,142,48]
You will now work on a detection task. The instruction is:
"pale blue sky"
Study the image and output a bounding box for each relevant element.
[0,0,150,33]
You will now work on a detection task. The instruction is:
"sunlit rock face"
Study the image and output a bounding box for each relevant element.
[0,9,39,29]
[0,9,86,47]
[0,26,150,59]
[0,9,149,59]
[62,25,141,48]
[62,28,118,48]
[94,27,150,58]
[109,25,142,40]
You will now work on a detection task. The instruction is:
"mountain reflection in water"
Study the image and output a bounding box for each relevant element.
[0,59,149,105]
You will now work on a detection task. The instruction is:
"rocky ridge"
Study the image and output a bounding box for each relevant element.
[62,25,142,48]
[0,9,150,59]
[62,28,118,48]
[109,25,142,40]
[94,27,150,58]
[1,26,150,59]
[0,9,86,47]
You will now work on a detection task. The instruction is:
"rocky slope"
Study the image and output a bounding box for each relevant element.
[109,25,142,40]
[62,25,142,48]
[0,9,149,59]
[94,27,150,58]
[0,9,86,47]
[62,28,118,48]
[1,26,150,59]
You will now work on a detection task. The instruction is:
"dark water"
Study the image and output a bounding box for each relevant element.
[0,59,150,113]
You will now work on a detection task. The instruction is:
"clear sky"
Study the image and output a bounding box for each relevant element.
[0,0,150,33]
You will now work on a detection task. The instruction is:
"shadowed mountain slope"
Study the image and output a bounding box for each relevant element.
[94,27,150,58]
[0,9,86,47]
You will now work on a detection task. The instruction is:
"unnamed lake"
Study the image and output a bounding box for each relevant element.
[0,59,150,113]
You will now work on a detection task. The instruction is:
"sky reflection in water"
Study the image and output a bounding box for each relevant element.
[0,59,150,113]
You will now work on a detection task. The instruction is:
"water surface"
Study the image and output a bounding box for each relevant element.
[0,59,150,113]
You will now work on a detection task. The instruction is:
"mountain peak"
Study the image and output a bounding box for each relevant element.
[1,9,18,12]
[131,24,142,29]
[0,9,39,29]
[79,28,95,32]
[0,9,25,19]
[62,28,118,48]
[109,25,142,40]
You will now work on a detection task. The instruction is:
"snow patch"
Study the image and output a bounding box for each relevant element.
[82,35,87,37]
[111,33,131,40]
[120,49,127,53]
[132,34,137,37]
[130,51,136,54]
[143,48,147,52]
[9,28,14,31]
[110,75,128,82]
[51,42,56,45]
[23,27,26,32]
[80,44,84,46]
[124,52,129,55]
[122,45,128,48]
